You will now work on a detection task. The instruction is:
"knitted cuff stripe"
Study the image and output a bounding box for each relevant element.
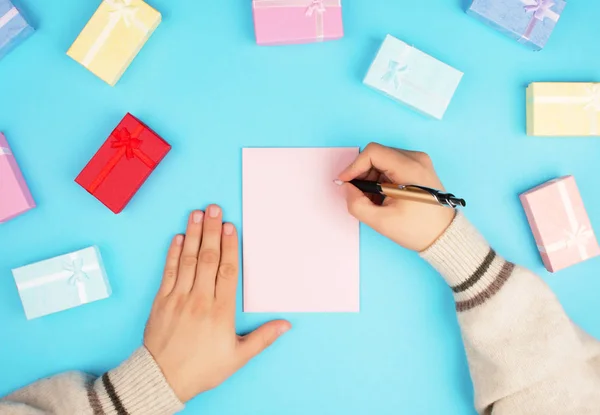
[451,248,516,312]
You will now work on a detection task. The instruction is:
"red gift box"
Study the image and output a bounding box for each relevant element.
[75,113,171,214]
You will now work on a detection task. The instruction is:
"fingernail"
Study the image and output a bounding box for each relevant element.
[209,205,220,218]
[223,223,234,235]
[277,324,291,336]
[175,235,184,246]
[333,179,344,186]
[192,211,203,224]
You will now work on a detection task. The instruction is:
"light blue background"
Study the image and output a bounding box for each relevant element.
[1,1,599,414]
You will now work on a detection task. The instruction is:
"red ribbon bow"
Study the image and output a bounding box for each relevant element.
[88,126,157,193]
[111,128,143,159]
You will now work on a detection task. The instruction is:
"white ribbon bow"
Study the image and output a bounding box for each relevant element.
[106,0,141,28]
[566,225,594,249]
[63,257,90,304]
[81,0,149,68]
[63,258,89,285]
[584,84,600,112]
[379,44,413,91]
[538,180,595,261]
[381,60,409,90]
[521,0,559,22]
[540,225,594,257]
[306,0,326,16]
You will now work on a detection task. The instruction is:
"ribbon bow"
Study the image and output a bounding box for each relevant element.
[88,122,157,194]
[106,0,140,28]
[565,225,594,250]
[584,84,600,112]
[63,258,89,286]
[539,224,595,257]
[523,0,557,22]
[80,0,149,68]
[306,0,326,16]
[111,128,143,160]
[381,60,409,90]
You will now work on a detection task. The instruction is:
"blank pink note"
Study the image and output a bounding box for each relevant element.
[243,148,360,313]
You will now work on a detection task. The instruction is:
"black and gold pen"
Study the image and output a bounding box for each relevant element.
[334,179,466,209]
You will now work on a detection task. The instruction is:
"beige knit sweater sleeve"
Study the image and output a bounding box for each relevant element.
[421,213,600,415]
[2,214,600,415]
[0,347,184,414]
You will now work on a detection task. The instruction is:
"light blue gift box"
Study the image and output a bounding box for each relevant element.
[12,246,112,320]
[0,0,34,60]
[467,0,566,51]
[363,35,463,120]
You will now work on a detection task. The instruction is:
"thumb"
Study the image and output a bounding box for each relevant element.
[342,183,380,223]
[239,320,291,362]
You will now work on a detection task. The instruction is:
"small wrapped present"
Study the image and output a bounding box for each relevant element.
[12,247,111,319]
[520,176,600,273]
[0,0,34,60]
[253,0,343,45]
[67,0,161,86]
[526,83,600,136]
[467,0,566,51]
[75,113,171,213]
[0,133,35,223]
[363,35,463,120]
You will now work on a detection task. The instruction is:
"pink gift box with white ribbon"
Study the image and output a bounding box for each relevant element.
[0,132,35,223]
[520,176,600,272]
[252,0,343,45]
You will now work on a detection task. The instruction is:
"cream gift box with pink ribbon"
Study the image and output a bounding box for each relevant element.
[527,83,600,137]
[12,247,112,319]
[253,0,343,45]
[520,176,600,273]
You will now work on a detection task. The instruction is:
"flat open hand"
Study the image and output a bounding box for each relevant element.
[143,205,291,403]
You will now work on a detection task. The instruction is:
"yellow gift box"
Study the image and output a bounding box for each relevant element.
[67,0,161,86]
[526,82,600,137]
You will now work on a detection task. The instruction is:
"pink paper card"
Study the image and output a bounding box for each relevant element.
[520,176,600,273]
[243,147,359,312]
[253,0,344,46]
[0,133,35,223]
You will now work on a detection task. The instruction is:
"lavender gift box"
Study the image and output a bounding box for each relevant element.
[467,0,566,51]
[0,0,34,60]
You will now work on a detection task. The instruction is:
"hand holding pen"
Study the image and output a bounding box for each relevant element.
[338,143,459,252]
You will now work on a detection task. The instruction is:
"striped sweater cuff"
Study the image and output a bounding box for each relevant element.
[88,347,184,415]
[420,212,515,312]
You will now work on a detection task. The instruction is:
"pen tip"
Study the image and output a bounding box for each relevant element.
[333,179,344,186]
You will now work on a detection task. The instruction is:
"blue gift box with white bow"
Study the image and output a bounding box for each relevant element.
[0,0,34,60]
[467,0,566,51]
[363,35,463,120]
[12,246,112,319]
